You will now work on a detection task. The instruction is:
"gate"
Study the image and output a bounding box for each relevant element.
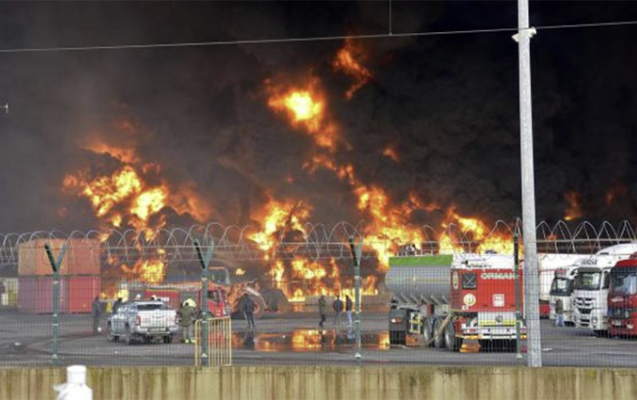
[194,317,233,366]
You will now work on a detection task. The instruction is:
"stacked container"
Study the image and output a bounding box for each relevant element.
[18,239,101,314]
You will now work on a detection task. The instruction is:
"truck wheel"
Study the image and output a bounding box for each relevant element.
[163,335,173,344]
[125,325,134,346]
[106,323,118,342]
[422,317,434,347]
[444,322,460,351]
[433,319,445,349]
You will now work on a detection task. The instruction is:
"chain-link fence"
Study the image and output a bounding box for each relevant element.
[2,221,637,368]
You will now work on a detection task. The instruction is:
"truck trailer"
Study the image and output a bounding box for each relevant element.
[386,253,526,352]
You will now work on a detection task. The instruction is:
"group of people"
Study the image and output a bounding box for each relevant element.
[318,295,353,329]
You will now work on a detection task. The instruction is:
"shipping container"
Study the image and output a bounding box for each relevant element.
[67,276,101,313]
[18,276,69,314]
[18,239,100,276]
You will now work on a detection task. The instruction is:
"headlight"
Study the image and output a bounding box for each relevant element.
[592,317,598,324]
[390,317,404,324]
[495,315,503,323]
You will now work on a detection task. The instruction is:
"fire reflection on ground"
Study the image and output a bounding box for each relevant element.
[233,330,390,352]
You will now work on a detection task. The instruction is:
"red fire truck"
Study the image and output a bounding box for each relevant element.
[607,254,637,337]
[387,253,527,351]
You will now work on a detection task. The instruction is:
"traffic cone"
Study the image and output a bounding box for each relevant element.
[459,336,481,353]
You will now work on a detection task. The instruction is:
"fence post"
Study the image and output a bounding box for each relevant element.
[348,236,363,365]
[45,243,67,367]
[194,239,214,367]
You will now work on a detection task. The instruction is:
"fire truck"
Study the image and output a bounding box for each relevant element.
[386,253,526,351]
[572,243,637,336]
[548,266,579,325]
[607,254,637,337]
[127,267,267,319]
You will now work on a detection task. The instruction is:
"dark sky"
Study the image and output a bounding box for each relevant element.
[1,1,637,233]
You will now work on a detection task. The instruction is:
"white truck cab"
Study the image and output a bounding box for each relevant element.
[572,243,637,336]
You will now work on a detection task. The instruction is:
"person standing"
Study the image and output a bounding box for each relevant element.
[318,295,327,328]
[91,297,102,335]
[112,297,123,314]
[178,301,195,343]
[242,294,256,330]
[345,295,353,328]
[333,296,344,327]
[555,299,565,327]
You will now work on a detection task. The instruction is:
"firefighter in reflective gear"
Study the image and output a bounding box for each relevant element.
[178,301,195,343]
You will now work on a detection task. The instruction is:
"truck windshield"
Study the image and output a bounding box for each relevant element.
[610,273,637,296]
[550,278,572,296]
[575,272,602,291]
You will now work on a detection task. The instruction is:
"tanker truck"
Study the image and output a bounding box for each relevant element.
[386,253,526,351]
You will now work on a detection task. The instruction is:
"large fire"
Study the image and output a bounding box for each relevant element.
[63,121,211,284]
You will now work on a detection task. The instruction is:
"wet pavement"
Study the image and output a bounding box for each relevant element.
[233,329,390,352]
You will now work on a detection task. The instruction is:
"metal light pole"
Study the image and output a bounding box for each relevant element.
[348,236,363,365]
[194,239,214,367]
[515,0,542,367]
[45,243,67,367]
[513,232,522,360]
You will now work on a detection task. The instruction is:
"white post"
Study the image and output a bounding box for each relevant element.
[516,0,542,367]
[54,365,93,400]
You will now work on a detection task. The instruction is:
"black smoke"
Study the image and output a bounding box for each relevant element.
[1,1,637,233]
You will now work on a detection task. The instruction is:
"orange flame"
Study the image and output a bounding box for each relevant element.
[333,39,373,99]
[266,78,339,151]
[564,191,582,221]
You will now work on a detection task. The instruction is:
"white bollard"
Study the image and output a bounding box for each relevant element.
[54,365,93,400]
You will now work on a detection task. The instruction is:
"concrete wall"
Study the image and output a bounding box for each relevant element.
[1,366,636,400]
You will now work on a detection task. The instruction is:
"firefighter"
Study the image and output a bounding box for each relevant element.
[112,298,123,314]
[91,297,102,335]
[242,294,256,330]
[177,300,195,343]
[333,296,344,327]
[318,295,327,328]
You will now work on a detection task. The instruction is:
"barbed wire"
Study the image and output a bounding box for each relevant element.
[1,220,636,267]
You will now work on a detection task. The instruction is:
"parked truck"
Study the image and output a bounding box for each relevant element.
[572,243,637,336]
[107,300,179,345]
[548,266,579,325]
[607,254,637,337]
[386,253,526,351]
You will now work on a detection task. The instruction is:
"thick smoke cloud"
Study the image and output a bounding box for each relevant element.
[1,1,637,233]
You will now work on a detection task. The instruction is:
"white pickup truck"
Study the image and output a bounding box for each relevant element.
[107,301,179,345]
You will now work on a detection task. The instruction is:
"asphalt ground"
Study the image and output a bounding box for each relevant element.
[1,309,637,368]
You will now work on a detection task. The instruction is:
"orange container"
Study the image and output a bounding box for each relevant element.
[68,276,101,313]
[18,239,100,276]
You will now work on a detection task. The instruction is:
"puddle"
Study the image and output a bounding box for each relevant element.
[233,329,390,352]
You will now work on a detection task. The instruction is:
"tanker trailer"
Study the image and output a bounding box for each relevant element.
[386,253,527,351]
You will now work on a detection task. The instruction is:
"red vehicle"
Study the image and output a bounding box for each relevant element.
[387,254,527,351]
[607,254,637,337]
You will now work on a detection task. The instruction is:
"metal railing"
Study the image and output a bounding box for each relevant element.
[194,317,233,367]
